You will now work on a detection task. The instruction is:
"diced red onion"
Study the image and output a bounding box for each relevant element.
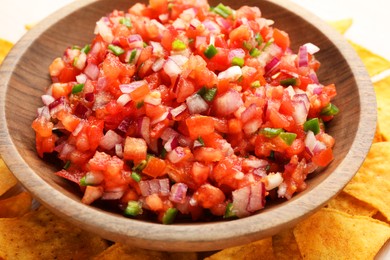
[138,116,151,145]
[99,130,123,150]
[298,45,308,67]
[243,118,262,135]
[74,103,89,119]
[150,19,166,32]
[170,103,187,118]
[152,58,165,72]
[177,135,192,147]
[313,85,323,95]
[293,93,310,111]
[309,71,319,84]
[167,146,187,164]
[41,95,55,106]
[151,111,168,125]
[76,73,87,84]
[228,48,245,63]
[214,89,243,116]
[172,18,186,30]
[169,55,188,67]
[58,143,75,160]
[216,17,231,31]
[117,94,132,106]
[203,20,221,34]
[303,42,320,55]
[128,34,143,49]
[119,80,147,94]
[313,140,326,154]
[72,120,85,136]
[49,96,67,116]
[246,182,265,212]
[265,172,283,190]
[304,130,317,156]
[139,178,170,196]
[85,92,94,102]
[242,158,268,169]
[241,103,258,124]
[169,183,188,203]
[84,63,99,80]
[115,143,123,158]
[291,100,308,126]
[84,171,104,185]
[150,41,164,57]
[195,36,206,48]
[95,20,114,43]
[73,52,87,70]
[158,13,168,23]
[218,66,242,81]
[180,8,196,21]
[189,18,201,29]
[163,59,182,81]
[186,94,209,114]
[37,106,51,120]
[264,57,280,75]
[164,136,179,152]
[232,185,250,217]
[96,77,107,91]
[125,48,141,64]
[102,190,125,200]
[117,117,132,134]
[161,127,179,142]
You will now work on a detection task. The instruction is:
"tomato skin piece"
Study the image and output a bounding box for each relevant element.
[124,137,148,163]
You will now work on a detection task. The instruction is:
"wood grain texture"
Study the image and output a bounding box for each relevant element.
[0,0,377,252]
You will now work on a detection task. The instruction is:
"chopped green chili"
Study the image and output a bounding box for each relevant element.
[119,17,132,28]
[259,127,284,138]
[81,44,91,54]
[71,83,84,94]
[172,39,187,51]
[197,136,205,146]
[129,49,137,63]
[249,47,261,57]
[279,132,297,146]
[212,3,232,18]
[131,172,142,182]
[133,159,147,171]
[108,44,125,56]
[203,87,218,102]
[255,33,263,46]
[63,160,71,170]
[224,202,236,219]
[136,100,144,109]
[231,57,244,67]
[251,80,261,88]
[204,44,218,59]
[162,208,178,224]
[280,78,297,87]
[124,201,143,217]
[79,176,87,186]
[321,103,339,116]
[304,118,320,135]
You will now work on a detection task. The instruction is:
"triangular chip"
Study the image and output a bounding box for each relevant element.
[0,206,108,259]
[0,157,18,196]
[373,123,385,143]
[93,243,197,260]
[343,142,390,220]
[205,237,276,260]
[373,77,390,140]
[272,229,302,259]
[349,41,390,77]
[0,192,32,218]
[293,208,390,259]
[328,19,353,35]
[0,38,13,65]
[326,191,377,217]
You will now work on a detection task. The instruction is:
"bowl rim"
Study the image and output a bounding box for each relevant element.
[0,0,377,252]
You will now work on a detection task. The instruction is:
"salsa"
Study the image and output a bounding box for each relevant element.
[32,0,338,223]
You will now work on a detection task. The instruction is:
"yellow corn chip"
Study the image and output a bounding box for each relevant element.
[373,77,390,140]
[94,243,197,260]
[343,142,390,221]
[326,191,377,217]
[293,208,390,260]
[373,123,385,142]
[0,192,32,218]
[328,18,353,35]
[349,41,390,77]
[205,237,275,260]
[272,229,302,259]
[0,38,13,65]
[0,157,18,196]
[0,206,108,259]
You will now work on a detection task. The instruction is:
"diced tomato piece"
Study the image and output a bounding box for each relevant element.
[145,193,164,211]
[191,162,209,185]
[176,77,195,103]
[186,115,215,140]
[32,117,53,138]
[142,157,167,178]
[129,82,150,102]
[273,28,290,51]
[51,83,73,99]
[124,137,148,163]
[312,147,334,167]
[35,134,56,158]
[193,147,223,162]
[193,184,225,209]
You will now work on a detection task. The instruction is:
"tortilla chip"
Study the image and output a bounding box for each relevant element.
[328,19,353,35]
[205,237,275,260]
[343,142,390,221]
[373,77,390,140]
[0,206,108,259]
[373,123,385,142]
[293,208,390,259]
[0,38,13,65]
[0,157,18,196]
[94,243,197,260]
[349,41,390,77]
[326,191,377,217]
[272,229,302,259]
[0,192,32,218]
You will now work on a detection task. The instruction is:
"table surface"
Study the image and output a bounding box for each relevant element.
[0,0,389,258]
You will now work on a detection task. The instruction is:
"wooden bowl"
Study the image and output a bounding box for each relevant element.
[0,0,376,252]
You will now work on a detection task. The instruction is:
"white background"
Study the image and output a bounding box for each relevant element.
[0,0,388,258]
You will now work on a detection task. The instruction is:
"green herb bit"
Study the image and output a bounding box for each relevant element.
[321,103,339,116]
[224,202,236,219]
[249,47,261,57]
[143,42,148,48]
[131,172,141,182]
[242,41,253,51]
[124,201,143,217]
[188,38,195,44]
[162,208,178,224]
[133,159,147,171]
[197,136,205,146]
[255,33,263,46]
[231,57,244,67]
[204,44,218,59]
[203,87,218,102]
[280,78,297,87]
[81,44,91,54]
[259,127,284,138]
[108,44,125,56]
[262,38,274,51]
[160,147,167,159]
[279,132,297,146]
[119,17,132,28]
[251,80,261,88]
[304,118,320,135]
[63,160,71,170]
[212,3,232,18]
[71,83,84,94]
[269,150,275,160]
[71,45,81,50]
[172,39,187,51]
[197,86,207,96]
